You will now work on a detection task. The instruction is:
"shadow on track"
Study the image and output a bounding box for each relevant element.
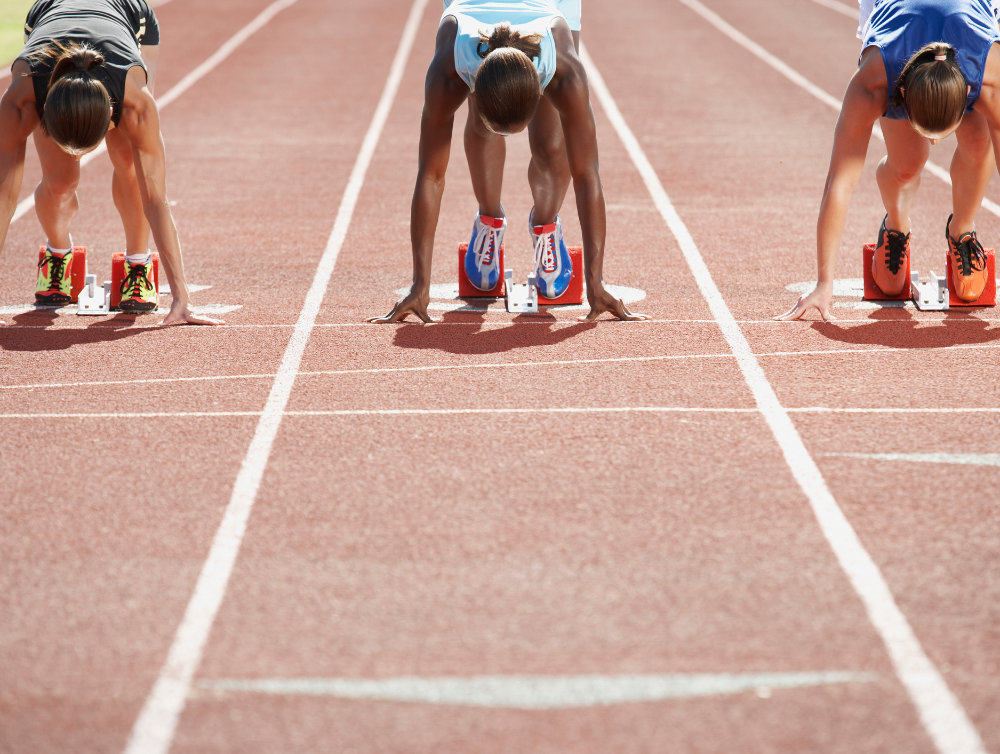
[392,311,597,355]
[1,310,154,351]
[811,307,1000,349]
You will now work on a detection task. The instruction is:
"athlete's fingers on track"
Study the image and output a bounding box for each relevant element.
[159,307,223,326]
[773,295,837,322]
[577,297,650,322]
[366,302,438,324]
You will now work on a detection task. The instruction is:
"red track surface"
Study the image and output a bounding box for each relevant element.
[1,1,998,752]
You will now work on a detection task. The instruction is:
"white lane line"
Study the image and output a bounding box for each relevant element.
[675,0,1000,221]
[195,672,877,708]
[6,406,1000,420]
[7,0,302,226]
[790,407,1000,414]
[825,452,1000,466]
[807,0,857,19]
[581,38,987,754]
[0,407,757,419]
[121,0,430,752]
[5,316,1000,329]
[7,339,1000,391]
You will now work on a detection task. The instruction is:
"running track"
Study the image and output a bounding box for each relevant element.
[1,0,998,752]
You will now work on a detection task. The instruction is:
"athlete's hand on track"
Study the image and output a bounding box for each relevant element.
[367,288,439,324]
[773,282,836,321]
[159,299,222,326]
[578,283,651,322]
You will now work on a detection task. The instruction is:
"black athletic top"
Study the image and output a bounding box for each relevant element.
[17,0,159,126]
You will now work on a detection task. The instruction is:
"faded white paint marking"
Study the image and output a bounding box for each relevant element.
[826,453,1000,467]
[583,33,988,754]
[121,1,431,753]
[0,303,241,316]
[195,672,876,709]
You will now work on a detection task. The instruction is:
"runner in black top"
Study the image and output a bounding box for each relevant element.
[0,0,216,324]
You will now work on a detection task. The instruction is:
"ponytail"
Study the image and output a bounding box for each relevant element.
[473,23,543,134]
[891,42,967,134]
[30,42,111,153]
[476,22,543,60]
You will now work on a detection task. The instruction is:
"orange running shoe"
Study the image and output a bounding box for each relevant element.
[871,215,910,296]
[35,247,74,305]
[946,214,989,302]
[118,259,157,312]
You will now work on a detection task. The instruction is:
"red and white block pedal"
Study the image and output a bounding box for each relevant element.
[77,251,161,315]
[862,243,911,302]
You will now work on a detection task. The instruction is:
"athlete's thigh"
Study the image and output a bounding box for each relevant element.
[954,109,992,158]
[104,127,136,173]
[879,116,929,174]
[32,128,80,191]
[528,94,564,156]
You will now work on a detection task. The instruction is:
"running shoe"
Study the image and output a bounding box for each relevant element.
[871,215,910,296]
[464,212,506,291]
[118,259,157,312]
[35,247,74,305]
[946,214,989,302]
[529,209,572,300]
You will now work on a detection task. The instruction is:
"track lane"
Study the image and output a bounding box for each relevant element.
[588,0,999,749]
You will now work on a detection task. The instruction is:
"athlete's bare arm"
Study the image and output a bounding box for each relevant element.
[368,16,469,324]
[544,20,648,321]
[118,65,218,325]
[0,61,41,259]
[776,47,887,321]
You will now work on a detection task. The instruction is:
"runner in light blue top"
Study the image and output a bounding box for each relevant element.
[370,0,647,324]
[778,0,1000,320]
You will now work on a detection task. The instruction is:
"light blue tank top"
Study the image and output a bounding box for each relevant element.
[442,0,566,92]
[861,0,1000,120]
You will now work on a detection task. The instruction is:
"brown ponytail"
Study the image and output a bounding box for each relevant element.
[31,42,111,153]
[891,42,967,134]
[474,22,543,134]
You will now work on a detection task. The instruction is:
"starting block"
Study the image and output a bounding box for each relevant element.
[944,247,996,307]
[110,251,160,310]
[910,271,948,311]
[862,243,911,301]
[458,242,506,298]
[504,269,538,313]
[77,274,112,315]
[38,245,88,303]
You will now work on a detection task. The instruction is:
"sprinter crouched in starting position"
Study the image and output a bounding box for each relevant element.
[370,0,647,323]
[779,0,1000,320]
[0,0,216,324]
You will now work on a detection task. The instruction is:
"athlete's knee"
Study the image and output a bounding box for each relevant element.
[881,158,923,186]
[529,132,567,170]
[957,122,991,160]
[41,172,79,199]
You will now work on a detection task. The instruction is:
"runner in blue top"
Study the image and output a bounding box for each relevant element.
[778,0,1000,320]
[369,0,649,323]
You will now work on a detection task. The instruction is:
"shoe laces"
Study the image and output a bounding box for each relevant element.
[533,231,557,274]
[952,232,987,276]
[475,224,498,267]
[883,230,908,275]
[39,252,68,288]
[120,262,153,298]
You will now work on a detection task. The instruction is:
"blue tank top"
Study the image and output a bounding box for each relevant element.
[862,0,1000,120]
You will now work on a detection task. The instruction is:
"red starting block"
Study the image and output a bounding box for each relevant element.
[945,247,996,307]
[38,245,87,303]
[862,243,911,301]
[110,251,160,309]
[458,242,506,297]
[538,246,585,306]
